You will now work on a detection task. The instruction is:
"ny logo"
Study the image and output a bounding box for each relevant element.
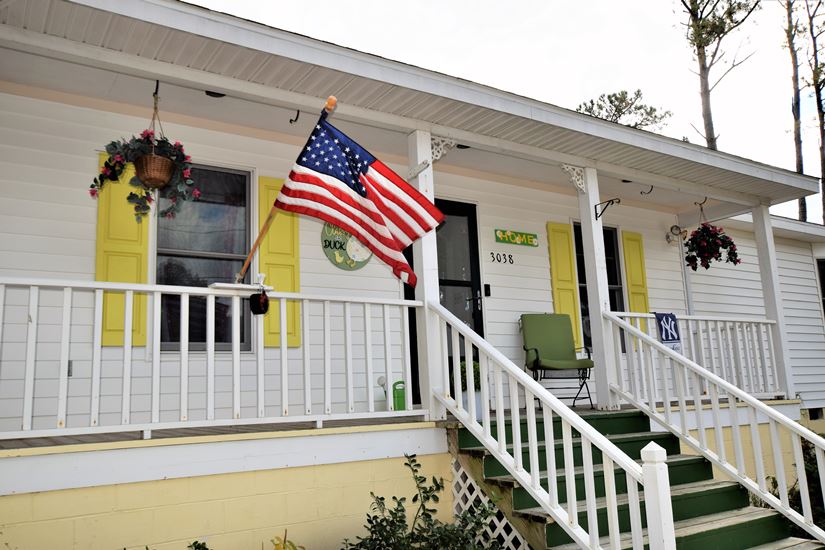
[659,316,679,341]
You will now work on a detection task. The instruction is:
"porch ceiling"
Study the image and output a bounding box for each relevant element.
[0,0,818,213]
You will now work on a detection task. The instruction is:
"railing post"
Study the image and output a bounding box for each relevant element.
[569,165,620,409]
[641,442,676,550]
[408,129,446,420]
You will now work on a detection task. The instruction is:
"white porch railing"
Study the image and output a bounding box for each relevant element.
[605,311,825,542]
[0,277,423,439]
[615,312,782,398]
[430,301,677,549]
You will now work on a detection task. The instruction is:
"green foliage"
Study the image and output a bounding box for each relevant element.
[682,0,760,51]
[341,454,500,550]
[271,530,306,550]
[460,360,481,392]
[576,89,671,131]
[187,542,211,550]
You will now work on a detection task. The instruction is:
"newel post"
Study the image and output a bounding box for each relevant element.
[408,129,446,420]
[642,442,677,549]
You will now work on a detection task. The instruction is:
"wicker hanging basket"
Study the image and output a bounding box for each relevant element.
[135,153,174,188]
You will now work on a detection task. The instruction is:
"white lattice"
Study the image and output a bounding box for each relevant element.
[452,460,530,550]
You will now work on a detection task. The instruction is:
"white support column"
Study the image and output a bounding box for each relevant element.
[568,165,620,409]
[409,129,446,420]
[752,205,794,398]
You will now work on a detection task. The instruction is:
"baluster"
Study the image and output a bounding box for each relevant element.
[697,319,707,368]
[464,341,477,421]
[730,323,745,389]
[662,355,673,426]
[324,301,332,414]
[344,302,353,413]
[634,318,646,399]
[542,404,558,507]
[57,287,72,428]
[402,307,412,411]
[441,318,450,400]
[706,320,719,377]
[281,298,290,416]
[766,323,779,394]
[691,370,707,450]
[494,364,506,455]
[303,300,311,415]
[756,323,770,394]
[91,289,103,427]
[525,391,540,489]
[383,305,393,411]
[728,392,746,476]
[644,340,657,413]
[178,293,188,422]
[603,457,621,550]
[626,321,639,399]
[562,420,578,528]
[686,319,697,363]
[709,384,725,463]
[256,296,265,418]
[582,438,599,546]
[714,320,727,382]
[769,419,788,508]
[749,407,766,491]
[815,446,825,517]
[22,287,38,430]
[363,303,372,414]
[747,323,763,393]
[205,294,215,421]
[232,295,241,419]
[792,433,813,523]
[0,284,4,368]
[151,291,162,423]
[452,328,462,410]
[626,475,643,550]
[121,290,134,425]
[674,363,689,437]
[611,322,625,393]
[479,354,492,440]
[509,375,523,471]
[742,322,756,393]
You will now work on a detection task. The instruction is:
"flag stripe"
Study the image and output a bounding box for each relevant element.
[372,160,444,226]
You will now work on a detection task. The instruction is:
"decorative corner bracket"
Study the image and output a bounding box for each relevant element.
[595,198,621,220]
[561,164,585,193]
[431,136,456,162]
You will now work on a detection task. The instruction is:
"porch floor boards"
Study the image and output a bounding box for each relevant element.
[0,416,426,450]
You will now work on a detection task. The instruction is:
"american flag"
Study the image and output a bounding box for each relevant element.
[275,111,444,286]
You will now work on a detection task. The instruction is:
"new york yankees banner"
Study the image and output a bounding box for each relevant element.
[654,312,682,353]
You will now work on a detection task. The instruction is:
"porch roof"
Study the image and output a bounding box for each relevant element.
[0,0,818,219]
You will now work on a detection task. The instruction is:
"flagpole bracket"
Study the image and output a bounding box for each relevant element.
[408,160,430,181]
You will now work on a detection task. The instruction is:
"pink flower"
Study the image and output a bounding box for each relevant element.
[183,168,191,179]
[164,211,175,219]
[184,155,191,162]
[174,141,182,148]
[170,196,177,203]
[113,154,124,163]
[101,166,110,176]
[88,188,98,198]
[146,194,153,204]
[192,188,201,199]
[140,129,155,140]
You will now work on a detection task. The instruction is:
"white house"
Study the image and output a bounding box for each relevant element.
[1,1,825,548]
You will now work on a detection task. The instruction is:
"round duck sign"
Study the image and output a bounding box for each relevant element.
[322,222,372,270]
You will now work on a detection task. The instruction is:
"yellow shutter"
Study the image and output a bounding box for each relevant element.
[621,231,650,330]
[546,222,582,348]
[259,176,301,347]
[95,154,148,346]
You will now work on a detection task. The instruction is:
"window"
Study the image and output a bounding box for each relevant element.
[573,223,625,348]
[156,165,251,349]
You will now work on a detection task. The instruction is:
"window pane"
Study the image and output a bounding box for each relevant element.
[157,255,249,346]
[437,215,472,281]
[157,167,248,255]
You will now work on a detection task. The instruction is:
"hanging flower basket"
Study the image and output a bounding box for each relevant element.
[684,222,741,271]
[88,85,199,222]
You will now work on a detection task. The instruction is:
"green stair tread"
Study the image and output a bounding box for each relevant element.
[486,453,705,487]
[514,479,739,521]
[460,429,676,455]
[550,506,786,550]
[748,538,825,550]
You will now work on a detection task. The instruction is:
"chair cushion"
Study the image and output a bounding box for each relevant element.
[521,313,579,361]
[536,357,594,371]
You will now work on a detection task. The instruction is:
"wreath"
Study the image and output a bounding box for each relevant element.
[684,222,740,271]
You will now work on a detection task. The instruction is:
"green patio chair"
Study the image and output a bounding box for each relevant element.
[520,313,594,408]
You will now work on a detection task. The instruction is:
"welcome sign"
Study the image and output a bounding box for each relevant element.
[494,229,539,247]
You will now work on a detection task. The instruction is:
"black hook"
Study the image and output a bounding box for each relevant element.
[153,79,159,97]
[289,110,301,124]
[640,185,653,196]
[694,196,708,207]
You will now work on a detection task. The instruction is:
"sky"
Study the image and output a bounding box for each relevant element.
[190,0,824,223]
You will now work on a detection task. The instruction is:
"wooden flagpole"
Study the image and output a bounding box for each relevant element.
[235,95,338,284]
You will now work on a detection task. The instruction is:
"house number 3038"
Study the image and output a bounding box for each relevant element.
[490,252,514,264]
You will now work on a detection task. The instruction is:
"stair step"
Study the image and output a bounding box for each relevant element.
[471,430,681,478]
[749,538,825,549]
[457,409,650,448]
[551,506,790,550]
[504,454,713,510]
[517,479,748,546]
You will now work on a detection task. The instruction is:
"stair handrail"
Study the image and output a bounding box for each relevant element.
[604,310,825,541]
[430,301,676,549]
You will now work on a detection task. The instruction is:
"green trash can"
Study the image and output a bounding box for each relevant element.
[392,381,406,411]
